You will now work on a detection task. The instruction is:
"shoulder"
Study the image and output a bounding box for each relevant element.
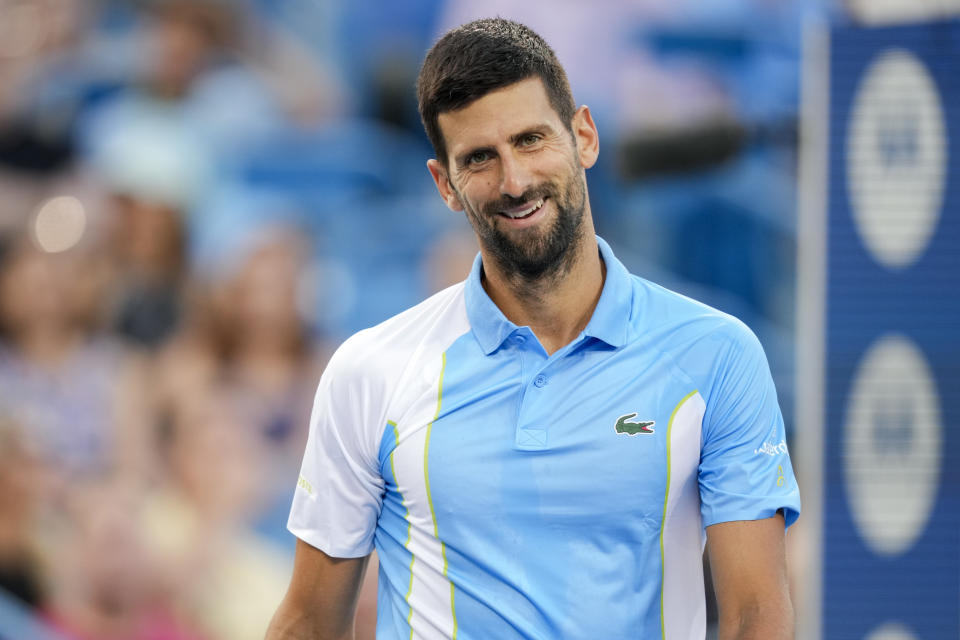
[321,282,471,398]
[629,275,759,352]
[625,276,768,399]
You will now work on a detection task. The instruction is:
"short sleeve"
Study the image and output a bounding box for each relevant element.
[287,337,387,557]
[698,321,800,529]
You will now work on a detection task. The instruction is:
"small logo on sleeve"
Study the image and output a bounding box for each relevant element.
[754,439,789,457]
[615,413,655,436]
[297,474,316,500]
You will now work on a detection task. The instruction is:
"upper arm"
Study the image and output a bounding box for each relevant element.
[706,514,793,639]
[698,321,800,528]
[266,539,370,640]
[289,338,388,557]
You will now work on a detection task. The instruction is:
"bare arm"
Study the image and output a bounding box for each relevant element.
[265,539,370,640]
[706,513,794,640]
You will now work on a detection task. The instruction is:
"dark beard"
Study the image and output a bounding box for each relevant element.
[467,171,587,283]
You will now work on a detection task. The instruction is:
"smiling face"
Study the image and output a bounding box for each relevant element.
[428,77,598,282]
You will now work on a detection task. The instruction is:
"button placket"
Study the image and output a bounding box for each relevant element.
[514,334,550,451]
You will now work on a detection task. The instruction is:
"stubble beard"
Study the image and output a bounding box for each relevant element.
[459,165,588,291]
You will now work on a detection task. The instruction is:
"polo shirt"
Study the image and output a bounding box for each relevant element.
[288,236,800,640]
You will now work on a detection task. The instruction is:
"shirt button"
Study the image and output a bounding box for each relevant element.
[514,335,526,345]
[534,374,547,388]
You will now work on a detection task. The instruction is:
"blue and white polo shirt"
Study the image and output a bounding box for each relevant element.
[289,236,800,640]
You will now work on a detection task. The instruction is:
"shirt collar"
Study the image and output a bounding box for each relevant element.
[582,236,633,348]
[464,235,634,355]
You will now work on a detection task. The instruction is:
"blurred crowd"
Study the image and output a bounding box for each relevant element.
[0,2,374,638]
[0,0,841,638]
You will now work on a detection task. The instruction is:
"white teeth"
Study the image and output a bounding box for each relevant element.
[505,198,544,219]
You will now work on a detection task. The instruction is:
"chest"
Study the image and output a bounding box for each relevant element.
[382,339,703,539]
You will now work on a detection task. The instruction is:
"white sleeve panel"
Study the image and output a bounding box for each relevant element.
[288,331,391,558]
[287,283,471,559]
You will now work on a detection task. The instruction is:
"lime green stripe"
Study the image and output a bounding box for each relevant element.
[659,389,698,640]
[388,419,401,494]
[422,352,457,638]
[450,581,458,638]
[423,354,445,537]
[389,419,418,630]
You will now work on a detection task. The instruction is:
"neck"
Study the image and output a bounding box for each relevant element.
[481,230,604,355]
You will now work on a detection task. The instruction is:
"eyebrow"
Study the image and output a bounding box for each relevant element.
[507,124,555,145]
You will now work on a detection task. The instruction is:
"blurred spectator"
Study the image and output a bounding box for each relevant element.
[0,0,89,111]
[241,6,347,126]
[78,0,279,153]
[0,233,152,480]
[139,0,344,130]
[143,1,236,101]
[152,228,328,539]
[139,378,377,638]
[77,78,210,348]
[142,382,290,640]
[101,189,192,348]
[71,0,353,350]
[43,479,204,640]
[77,0,344,165]
[0,417,48,610]
[210,230,326,453]
[0,0,98,175]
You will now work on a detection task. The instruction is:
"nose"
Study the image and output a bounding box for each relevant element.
[498,150,534,199]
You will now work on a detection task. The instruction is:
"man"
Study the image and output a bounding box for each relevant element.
[266,18,799,640]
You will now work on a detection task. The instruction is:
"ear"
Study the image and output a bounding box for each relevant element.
[427,159,464,212]
[572,105,599,170]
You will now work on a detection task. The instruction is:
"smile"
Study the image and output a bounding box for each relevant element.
[500,198,545,220]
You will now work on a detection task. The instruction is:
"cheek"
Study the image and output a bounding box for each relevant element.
[454,176,496,209]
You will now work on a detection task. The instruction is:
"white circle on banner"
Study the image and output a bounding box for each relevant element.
[844,334,942,556]
[865,622,919,640]
[846,49,947,269]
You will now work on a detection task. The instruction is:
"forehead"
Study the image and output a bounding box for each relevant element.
[437,77,562,159]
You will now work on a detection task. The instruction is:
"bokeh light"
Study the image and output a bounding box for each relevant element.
[31,195,87,254]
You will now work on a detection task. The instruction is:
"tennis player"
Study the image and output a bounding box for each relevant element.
[267,18,799,640]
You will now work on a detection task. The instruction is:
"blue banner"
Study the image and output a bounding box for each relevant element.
[824,21,960,640]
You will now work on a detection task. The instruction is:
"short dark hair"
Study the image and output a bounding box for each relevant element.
[417,18,576,165]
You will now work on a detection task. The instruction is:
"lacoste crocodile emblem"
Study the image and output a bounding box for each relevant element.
[615,413,655,435]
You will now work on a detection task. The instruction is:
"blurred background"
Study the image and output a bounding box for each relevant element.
[0,0,956,639]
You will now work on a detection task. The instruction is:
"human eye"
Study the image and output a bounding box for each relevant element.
[518,133,542,147]
[457,149,493,169]
[464,150,492,167]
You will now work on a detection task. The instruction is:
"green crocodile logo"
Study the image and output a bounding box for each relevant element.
[615,413,655,435]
